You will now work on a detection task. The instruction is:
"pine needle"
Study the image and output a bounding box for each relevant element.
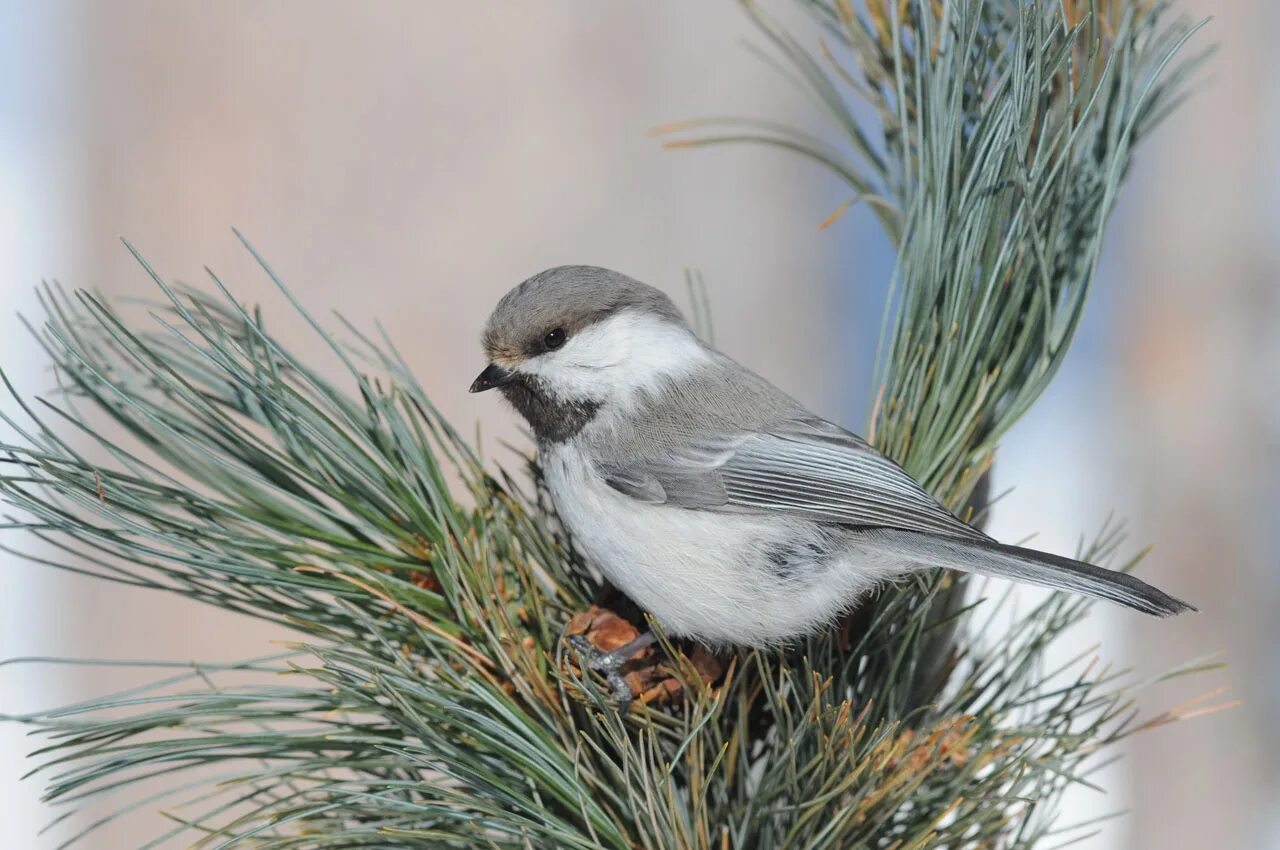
[1,1,1210,847]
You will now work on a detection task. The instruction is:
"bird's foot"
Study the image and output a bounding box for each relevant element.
[567,631,658,709]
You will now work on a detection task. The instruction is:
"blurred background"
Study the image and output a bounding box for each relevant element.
[1,1,1275,848]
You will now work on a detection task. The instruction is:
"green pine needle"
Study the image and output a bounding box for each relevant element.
[2,1,1209,847]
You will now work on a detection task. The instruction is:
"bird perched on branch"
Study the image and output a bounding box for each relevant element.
[471,266,1194,703]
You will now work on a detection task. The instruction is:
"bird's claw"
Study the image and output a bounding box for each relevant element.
[566,634,594,660]
[567,635,637,708]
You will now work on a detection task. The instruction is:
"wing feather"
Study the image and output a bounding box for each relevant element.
[601,416,987,541]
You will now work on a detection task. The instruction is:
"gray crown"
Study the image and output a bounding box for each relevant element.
[482,266,686,362]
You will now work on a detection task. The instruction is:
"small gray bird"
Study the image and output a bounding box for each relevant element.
[472,266,1193,701]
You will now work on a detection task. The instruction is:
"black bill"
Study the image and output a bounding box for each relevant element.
[469,363,517,393]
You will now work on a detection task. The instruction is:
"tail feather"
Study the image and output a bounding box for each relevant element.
[859,529,1196,617]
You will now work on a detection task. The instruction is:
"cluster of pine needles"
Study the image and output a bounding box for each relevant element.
[1,1,1217,847]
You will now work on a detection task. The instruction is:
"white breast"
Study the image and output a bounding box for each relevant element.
[542,444,892,646]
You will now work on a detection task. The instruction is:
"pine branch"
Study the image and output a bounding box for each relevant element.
[0,1,1212,848]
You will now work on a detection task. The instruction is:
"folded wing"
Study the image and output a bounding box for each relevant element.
[601,415,988,542]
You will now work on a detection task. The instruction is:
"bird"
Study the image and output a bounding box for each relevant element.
[470,265,1194,703]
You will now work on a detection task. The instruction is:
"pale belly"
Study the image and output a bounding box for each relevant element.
[542,445,887,646]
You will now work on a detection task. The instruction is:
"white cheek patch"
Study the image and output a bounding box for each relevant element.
[518,311,708,407]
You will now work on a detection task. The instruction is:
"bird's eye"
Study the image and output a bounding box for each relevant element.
[543,328,567,350]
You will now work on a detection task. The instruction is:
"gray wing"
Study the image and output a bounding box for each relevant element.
[600,416,988,541]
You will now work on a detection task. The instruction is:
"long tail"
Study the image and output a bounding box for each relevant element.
[858,529,1196,617]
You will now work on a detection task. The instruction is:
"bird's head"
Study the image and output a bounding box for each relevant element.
[472,266,706,441]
